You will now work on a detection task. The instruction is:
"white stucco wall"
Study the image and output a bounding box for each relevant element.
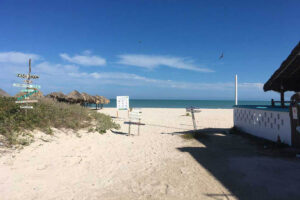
[234,107,291,145]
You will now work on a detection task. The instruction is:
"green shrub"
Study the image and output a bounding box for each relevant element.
[0,97,119,145]
[88,127,94,132]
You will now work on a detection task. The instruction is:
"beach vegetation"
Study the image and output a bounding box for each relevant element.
[88,127,94,132]
[0,97,119,146]
[181,133,196,139]
[181,132,203,140]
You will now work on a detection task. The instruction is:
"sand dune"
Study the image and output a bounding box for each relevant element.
[0,108,235,200]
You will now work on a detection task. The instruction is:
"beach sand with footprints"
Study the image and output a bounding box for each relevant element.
[1,108,300,200]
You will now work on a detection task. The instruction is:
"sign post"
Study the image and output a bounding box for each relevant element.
[13,58,40,112]
[117,96,129,110]
[186,107,201,130]
[126,108,142,136]
[116,96,129,118]
[235,74,238,106]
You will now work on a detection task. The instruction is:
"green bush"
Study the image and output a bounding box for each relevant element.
[0,97,119,145]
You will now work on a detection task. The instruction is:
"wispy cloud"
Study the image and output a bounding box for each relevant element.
[69,71,262,91]
[239,82,264,90]
[60,51,106,66]
[0,50,266,98]
[0,51,40,64]
[117,54,214,72]
[35,62,79,76]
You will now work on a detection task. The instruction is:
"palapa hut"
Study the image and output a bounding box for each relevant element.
[67,90,84,104]
[264,41,300,107]
[233,41,300,147]
[93,95,102,109]
[81,92,96,106]
[45,92,67,102]
[45,90,109,108]
[0,88,10,97]
[93,95,110,109]
[103,96,110,104]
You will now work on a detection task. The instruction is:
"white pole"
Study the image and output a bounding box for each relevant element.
[235,74,238,105]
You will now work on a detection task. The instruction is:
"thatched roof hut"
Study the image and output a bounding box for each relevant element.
[264,41,300,93]
[94,95,102,104]
[0,89,10,97]
[94,95,110,104]
[263,41,300,106]
[81,92,95,103]
[46,92,67,101]
[103,97,110,104]
[67,90,84,103]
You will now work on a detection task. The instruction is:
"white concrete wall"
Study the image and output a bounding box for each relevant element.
[234,107,291,145]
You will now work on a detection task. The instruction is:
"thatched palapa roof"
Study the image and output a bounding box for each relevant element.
[94,95,102,104]
[67,90,84,103]
[46,92,67,101]
[264,41,300,92]
[0,89,10,97]
[45,90,109,105]
[81,92,95,103]
[94,95,110,104]
[103,97,110,104]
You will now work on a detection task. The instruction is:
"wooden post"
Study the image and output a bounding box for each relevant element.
[138,118,141,136]
[289,102,300,147]
[128,120,131,136]
[271,99,275,107]
[235,74,238,106]
[280,91,285,108]
[191,109,197,130]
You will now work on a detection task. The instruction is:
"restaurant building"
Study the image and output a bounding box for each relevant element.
[234,42,300,147]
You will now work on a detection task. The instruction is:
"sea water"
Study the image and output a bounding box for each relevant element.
[90,99,270,109]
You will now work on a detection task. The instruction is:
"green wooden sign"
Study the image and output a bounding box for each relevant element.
[17,90,38,100]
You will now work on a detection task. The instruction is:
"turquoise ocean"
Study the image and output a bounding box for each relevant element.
[95,100,270,109]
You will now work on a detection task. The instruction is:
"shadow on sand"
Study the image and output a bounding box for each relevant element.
[175,128,300,200]
[111,130,128,136]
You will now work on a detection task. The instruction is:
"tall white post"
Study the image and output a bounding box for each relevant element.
[235,74,238,105]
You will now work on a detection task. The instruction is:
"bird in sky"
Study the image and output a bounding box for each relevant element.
[219,52,224,59]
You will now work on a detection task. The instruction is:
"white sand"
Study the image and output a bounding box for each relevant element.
[0,108,234,200]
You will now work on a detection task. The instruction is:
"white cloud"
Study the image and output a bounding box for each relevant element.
[68,71,262,91]
[0,50,265,98]
[0,51,40,64]
[35,62,79,76]
[239,82,264,90]
[60,51,106,66]
[117,54,214,72]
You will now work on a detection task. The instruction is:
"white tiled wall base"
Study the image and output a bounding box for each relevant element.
[234,108,291,146]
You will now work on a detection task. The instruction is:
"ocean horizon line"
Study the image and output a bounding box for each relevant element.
[107,99,270,101]
[93,99,272,109]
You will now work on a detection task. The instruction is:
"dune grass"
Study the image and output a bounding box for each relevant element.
[0,97,119,145]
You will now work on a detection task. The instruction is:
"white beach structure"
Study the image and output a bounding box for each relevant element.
[233,42,300,147]
[234,106,291,145]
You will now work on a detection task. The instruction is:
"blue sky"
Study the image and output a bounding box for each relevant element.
[0,0,299,100]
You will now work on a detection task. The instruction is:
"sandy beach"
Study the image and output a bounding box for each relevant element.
[1,108,300,200]
[0,108,233,200]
